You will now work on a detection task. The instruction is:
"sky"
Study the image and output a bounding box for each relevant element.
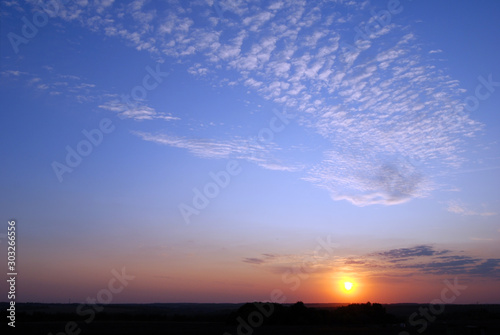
[0,0,499,304]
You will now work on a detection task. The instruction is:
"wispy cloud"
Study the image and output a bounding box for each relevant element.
[243,257,266,265]
[1,70,28,77]
[133,132,257,159]
[133,131,303,172]
[0,68,98,101]
[344,259,365,265]
[446,200,497,217]
[429,49,443,54]
[98,101,179,121]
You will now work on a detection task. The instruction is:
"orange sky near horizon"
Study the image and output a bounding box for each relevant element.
[13,243,500,305]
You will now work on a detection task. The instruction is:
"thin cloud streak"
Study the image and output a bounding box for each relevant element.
[134,131,303,172]
[446,200,497,217]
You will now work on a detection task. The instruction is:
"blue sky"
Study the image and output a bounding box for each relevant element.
[1,0,500,303]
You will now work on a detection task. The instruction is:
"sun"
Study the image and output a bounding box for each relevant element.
[336,277,358,295]
[344,281,353,291]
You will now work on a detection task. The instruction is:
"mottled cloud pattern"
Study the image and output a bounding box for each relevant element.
[20,0,482,206]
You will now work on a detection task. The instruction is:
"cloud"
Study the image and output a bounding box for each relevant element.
[373,245,450,260]
[300,30,482,205]
[344,259,365,265]
[134,131,303,172]
[446,200,497,217]
[470,237,494,241]
[14,0,483,207]
[1,70,27,77]
[95,0,114,14]
[134,132,263,159]
[243,257,265,264]
[242,253,286,266]
[0,69,98,100]
[255,162,303,172]
[241,243,500,280]
[241,251,335,276]
[336,245,499,279]
[304,154,431,206]
[468,259,500,276]
[98,101,179,121]
[359,246,500,278]
[187,63,210,76]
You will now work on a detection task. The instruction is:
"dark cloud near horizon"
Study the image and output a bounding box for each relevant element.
[243,257,265,264]
[393,256,479,275]
[243,253,279,265]
[242,246,500,280]
[368,247,500,278]
[373,245,450,260]
[468,259,500,276]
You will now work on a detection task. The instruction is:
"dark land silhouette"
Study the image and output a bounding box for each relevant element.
[2,301,500,334]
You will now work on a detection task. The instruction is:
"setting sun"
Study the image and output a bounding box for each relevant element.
[344,281,353,291]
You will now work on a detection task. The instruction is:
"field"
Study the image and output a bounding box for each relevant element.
[2,302,500,334]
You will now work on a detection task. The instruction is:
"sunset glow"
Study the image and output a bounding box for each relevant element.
[1,0,500,306]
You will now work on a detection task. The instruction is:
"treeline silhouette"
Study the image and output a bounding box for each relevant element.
[6,301,500,325]
[227,301,397,326]
[5,302,396,325]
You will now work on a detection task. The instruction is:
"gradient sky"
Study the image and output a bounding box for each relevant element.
[1,0,500,304]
